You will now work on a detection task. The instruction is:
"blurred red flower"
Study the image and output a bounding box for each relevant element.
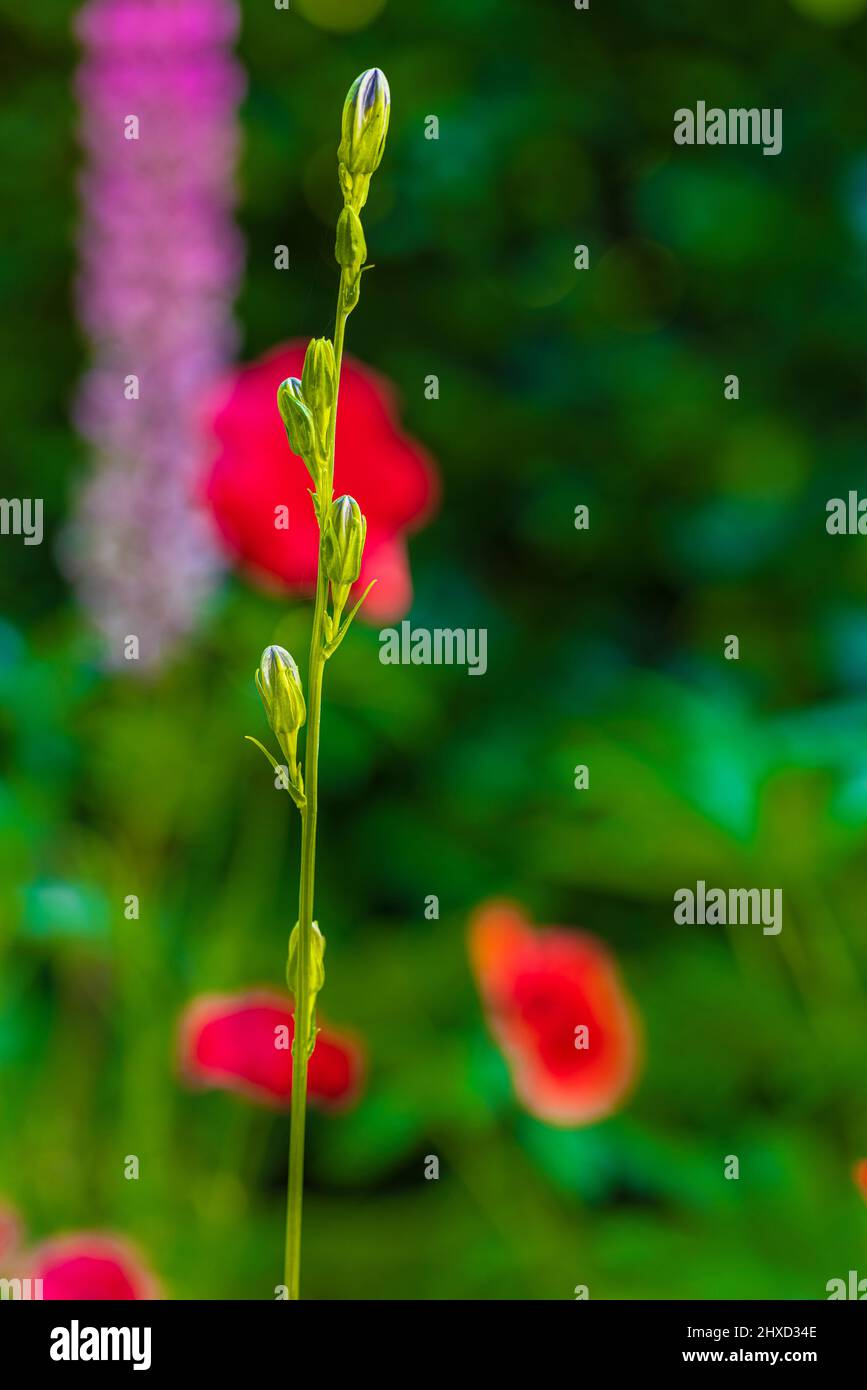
[26,1234,158,1300]
[854,1159,867,1203]
[0,1202,21,1262]
[468,900,641,1127]
[203,343,438,622]
[178,989,364,1110]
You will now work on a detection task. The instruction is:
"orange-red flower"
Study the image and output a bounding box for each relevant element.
[203,343,437,622]
[178,989,364,1110]
[468,900,641,1127]
[25,1234,159,1300]
[853,1158,867,1204]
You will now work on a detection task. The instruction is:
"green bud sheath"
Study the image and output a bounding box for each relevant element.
[287,921,326,1059]
[277,377,317,472]
[287,921,326,997]
[335,206,367,278]
[322,494,367,588]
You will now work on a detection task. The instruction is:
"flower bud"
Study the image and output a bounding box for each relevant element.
[338,68,390,208]
[335,206,367,280]
[277,377,316,467]
[287,921,326,1000]
[301,338,336,443]
[255,645,306,776]
[323,495,366,590]
[286,920,326,1058]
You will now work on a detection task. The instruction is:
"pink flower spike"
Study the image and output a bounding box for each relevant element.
[67,0,244,673]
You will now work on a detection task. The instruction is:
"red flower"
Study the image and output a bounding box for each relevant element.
[468,901,641,1127]
[25,1234,159,1300]
[854,1159,867,1204]
[178,989,364,1110]
[203,343,437,622]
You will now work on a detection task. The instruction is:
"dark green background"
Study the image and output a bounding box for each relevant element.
[1,0,867,1298]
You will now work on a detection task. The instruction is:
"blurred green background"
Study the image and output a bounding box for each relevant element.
[2,0,867,1299]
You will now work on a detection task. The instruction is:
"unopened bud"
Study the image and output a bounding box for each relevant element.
[301,338,336,444]
[287,921,326,1057]
[335,206,367,279]
[277,378,316,468]
[323,495,366,593]
[338,67,390,210]
[287,921,326,998]
[255,645,306,776]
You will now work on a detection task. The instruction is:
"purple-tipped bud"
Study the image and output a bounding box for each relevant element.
[277,377,316,464]
[338,68,390,210]
[339,68,390,178]
[323,494,366,589]
[255,645,306,772]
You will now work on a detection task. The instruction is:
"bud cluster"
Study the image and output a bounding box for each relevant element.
[276,337,336,481]
[253,72,387,817]
[336,67,389,314]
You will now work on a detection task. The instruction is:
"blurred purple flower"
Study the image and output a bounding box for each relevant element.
[65,0,244,672]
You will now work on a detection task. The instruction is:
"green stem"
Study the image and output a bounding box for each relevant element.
[328,272,349,475]
[283,273,349,1300]
[284,571,325,1298]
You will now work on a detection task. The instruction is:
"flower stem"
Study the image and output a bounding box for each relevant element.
[328,273,349,464]
[283,274,348,1300]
